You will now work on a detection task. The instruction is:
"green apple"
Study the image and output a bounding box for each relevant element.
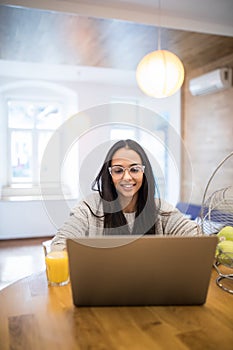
[217,226,233,242]
[216,240,233,266]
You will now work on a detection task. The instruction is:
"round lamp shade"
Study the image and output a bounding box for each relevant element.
[136,50,185,98]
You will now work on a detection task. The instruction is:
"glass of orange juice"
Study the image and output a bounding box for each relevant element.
[42,240,69,286]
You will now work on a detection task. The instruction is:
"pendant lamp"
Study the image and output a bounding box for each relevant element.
[136,1,185,98]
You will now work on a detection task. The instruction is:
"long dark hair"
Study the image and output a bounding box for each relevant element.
[87,139,161,235]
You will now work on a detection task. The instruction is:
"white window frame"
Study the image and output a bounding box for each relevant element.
[7,99,63,187]
[0,81,78,200]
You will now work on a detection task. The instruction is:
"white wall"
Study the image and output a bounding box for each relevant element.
[0,60,181,239]
[0,199,77,239]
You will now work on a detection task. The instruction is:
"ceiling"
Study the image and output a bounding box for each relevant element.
[1,0,233,36]
[0,1,233,76]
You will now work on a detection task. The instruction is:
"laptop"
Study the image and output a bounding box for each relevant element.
[67,235,218,307]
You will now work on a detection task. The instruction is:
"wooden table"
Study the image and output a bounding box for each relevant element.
[0,268,233,350]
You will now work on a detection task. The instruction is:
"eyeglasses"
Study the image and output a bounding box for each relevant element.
[108,165,145,178]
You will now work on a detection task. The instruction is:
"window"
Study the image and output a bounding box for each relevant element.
[109,99,173,202]
[7,100,63,186]
[110,125,168,199]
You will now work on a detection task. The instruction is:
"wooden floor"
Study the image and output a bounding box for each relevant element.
[0,237,51,290]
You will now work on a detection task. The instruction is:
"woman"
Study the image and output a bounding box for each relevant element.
[51,139,201,250]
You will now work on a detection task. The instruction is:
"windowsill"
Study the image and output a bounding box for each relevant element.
[0,195,78,202]
[1,185,78,202]
[1,195,42,202]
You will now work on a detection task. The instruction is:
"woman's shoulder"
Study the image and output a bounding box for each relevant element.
[155,198,176,212]
[72,192,103,214]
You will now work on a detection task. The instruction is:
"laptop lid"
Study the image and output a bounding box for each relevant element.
[67,235,218,306]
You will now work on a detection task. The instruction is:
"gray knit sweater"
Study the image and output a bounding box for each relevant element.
[51,193,201,250]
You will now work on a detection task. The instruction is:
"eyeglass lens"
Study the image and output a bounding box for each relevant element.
[110,165,144,177]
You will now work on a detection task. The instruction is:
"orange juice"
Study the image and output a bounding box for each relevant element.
[45,251,69,286]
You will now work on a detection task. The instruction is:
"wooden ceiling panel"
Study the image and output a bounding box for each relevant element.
[0,5,233,72]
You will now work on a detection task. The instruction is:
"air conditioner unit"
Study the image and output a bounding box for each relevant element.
[189,68,232,96]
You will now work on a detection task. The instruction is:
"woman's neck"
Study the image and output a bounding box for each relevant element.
[119,194,138,213]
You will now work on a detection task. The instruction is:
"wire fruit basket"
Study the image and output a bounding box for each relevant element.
[200,152,233,294]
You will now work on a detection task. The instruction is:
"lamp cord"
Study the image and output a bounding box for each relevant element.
[157,0,161,50]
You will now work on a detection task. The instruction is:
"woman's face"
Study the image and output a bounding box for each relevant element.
[110,147,144,202]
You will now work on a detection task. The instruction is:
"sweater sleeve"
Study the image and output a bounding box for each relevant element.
[51,193,104,250]
[158,200,202,236]
[50,201,90,250]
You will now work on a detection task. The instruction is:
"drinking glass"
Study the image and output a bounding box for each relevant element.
[42,240,69,286]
